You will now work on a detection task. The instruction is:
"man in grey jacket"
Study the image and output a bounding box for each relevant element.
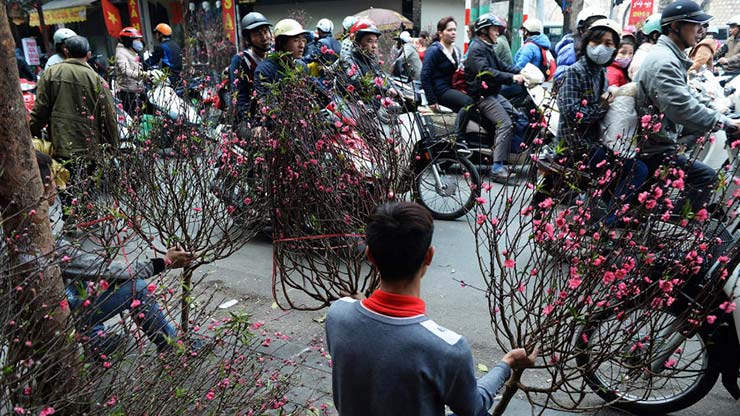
[326,202,537,416]
[634,0,740,212]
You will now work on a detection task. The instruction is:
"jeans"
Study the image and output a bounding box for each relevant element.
[477,94,515,164]
[640,153,717,212]
[67,279,177,351]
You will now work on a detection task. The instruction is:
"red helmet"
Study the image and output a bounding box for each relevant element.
[350,19,381,37]
[120,27,143,39]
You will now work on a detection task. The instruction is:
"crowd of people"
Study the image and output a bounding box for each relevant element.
[16,1,740,414]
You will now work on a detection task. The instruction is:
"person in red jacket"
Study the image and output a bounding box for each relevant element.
[607,36,635,87]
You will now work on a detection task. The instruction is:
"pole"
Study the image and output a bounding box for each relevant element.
[536,0,545,20]
[464,0,471,52]
[508,0,524,54]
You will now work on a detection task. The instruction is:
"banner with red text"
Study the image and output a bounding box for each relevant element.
[222,0,237,43]
[628,0,655,26]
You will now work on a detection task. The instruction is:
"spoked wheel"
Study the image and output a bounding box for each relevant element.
[415,154,481,220]
[576,307,719,415]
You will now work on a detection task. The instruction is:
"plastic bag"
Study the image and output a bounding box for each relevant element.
[520,63,545,86]
[601,82,638,158]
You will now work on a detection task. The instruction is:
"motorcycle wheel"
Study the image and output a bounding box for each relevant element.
[414,154,481,220]
[575,307,720,415]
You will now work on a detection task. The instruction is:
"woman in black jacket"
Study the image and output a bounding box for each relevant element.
[420,17,472,113]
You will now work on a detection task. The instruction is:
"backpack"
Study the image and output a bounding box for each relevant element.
[525,42,556,81]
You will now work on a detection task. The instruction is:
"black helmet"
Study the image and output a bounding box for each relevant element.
[241,12,272,31]
[660,0,712,27]
[474,14,498,33]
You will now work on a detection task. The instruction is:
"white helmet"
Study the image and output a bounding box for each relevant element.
[342,16,357,31]
[728,15,740,26]
[53,28,77,45]
[522,18,544,34]
[317,18,334,34]
[576,8,607,28]
[274,19,308,38]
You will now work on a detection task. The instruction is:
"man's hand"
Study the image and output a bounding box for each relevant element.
[164,247,194,269]
[718,57,729,66]
[513,74,526,85]
[502,346,538,369]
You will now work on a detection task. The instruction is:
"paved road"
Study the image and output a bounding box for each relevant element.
[198,209,739,415]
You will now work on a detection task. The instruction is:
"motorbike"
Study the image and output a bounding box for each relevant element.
[575,229,740,414]
[19,78,36,116]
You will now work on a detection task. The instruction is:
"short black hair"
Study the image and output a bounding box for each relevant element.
[35,151,53,186]
[577,28,619,61]
[365,202,434,281]
[64,35,90,59]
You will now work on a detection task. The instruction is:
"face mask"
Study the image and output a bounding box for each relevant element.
[586,44,615,65]
[614,57,631,68]
[132,40,144,52]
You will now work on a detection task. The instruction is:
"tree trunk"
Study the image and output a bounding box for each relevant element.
[0,2,81,410]
[567,0,585,34]
[492,369,523,415]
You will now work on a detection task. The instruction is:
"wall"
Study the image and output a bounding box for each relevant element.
[418,0,467,50]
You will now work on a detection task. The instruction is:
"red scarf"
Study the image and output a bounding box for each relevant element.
[361,289,426,318]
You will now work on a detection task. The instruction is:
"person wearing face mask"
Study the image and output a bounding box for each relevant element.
[115,27,147,116]
[554,8,607,81]
[607,35,635,86]
[558,19,648,224]
[634,0,740,213]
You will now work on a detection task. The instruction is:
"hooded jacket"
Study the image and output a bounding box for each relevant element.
[464,37,519,99]
[513,33,552,71]
[635,35,731,157]
[115,43,145,93]
[30,59,119,160]
[554,33,576,80]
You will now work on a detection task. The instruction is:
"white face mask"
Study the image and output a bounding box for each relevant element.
[586,44,615,65]
[132,40,144,52]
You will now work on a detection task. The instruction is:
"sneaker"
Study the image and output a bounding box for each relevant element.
[490,165,511,183]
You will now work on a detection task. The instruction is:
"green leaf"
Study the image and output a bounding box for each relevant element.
[477,363,489,372]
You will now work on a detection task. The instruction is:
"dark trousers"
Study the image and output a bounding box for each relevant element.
[117,90,146,117]
[640,153,716,212]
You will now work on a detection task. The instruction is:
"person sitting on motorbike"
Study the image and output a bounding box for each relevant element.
[554,8,607,81]
[420,16,472,114]
[339,16,357,64]
[464,14,525,181]
[492,16,514,67]
[45,28,77,70]
[629,14,661,81]
[501,17,551,100]
[304,18,341,66]
[558,19,648,226]
[606,35,634,87]
[254,19,312,99]
[391,31,422,81]
[689,26,717,73]
[145,23,183,86]
[716,16,740,75]
[634,0,740,213]
[115,27,147,116]
[228,12,273,127]
[342,19,400,102]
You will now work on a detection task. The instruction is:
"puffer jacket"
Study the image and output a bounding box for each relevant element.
[464,37,519,99]
[514,33,552,70]
[115,43,145,93]
[635,35,731,157]
[715,34,740,72]
[30,59,119,160]
[554,33,575,80]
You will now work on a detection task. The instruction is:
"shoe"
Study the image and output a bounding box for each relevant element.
[490,166,511,183]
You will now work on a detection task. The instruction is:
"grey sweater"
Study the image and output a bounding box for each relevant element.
[325,298,511,416]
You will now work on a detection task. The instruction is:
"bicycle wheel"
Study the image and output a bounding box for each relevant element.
[415,154,481,220]
[576,307,719,415]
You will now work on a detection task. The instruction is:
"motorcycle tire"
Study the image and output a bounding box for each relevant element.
[575,307,720,415]
[414,154,481,220]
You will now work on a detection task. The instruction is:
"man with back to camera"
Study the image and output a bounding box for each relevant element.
[325,201,537,416]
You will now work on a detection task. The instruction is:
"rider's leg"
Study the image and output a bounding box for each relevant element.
[82,279,178,351]
[478,95,513,175]
[640,153,717,213]
[438,90,474,136]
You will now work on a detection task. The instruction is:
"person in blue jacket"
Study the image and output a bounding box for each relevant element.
[420,16,471,114]
[554,8,606,81]
[304,18,341,66]
[501,17,552,101]
[145,23,183,85]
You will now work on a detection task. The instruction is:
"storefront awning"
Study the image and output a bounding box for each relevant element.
[29,0,97,27]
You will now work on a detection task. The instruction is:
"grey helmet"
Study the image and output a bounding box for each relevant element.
[241,12,272,31]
